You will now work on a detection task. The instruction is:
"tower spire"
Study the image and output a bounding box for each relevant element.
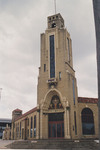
[54,0,56,14]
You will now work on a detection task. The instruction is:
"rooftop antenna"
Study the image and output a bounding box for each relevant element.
[54,0,56,14]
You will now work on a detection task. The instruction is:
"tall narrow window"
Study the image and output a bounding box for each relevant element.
[50,35,55,78]
[67,38,70,62]
[59,72,61,80]
[72,79,75,105]
[27,129,29,137]
[17,123,19,138]
[27,118,29,126]
[20,122,21,137]
[34,115,36,137]
[30,117,33,138]
[74,111,77,135]
[44,64,46,72]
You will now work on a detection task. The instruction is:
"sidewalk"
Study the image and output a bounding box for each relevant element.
[0,140,15,149]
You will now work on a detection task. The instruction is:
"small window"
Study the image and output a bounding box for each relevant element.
[59,72,61,80]
[44,64,46,72]
[72,79,75,105]
[49,17,51,21]
[56,16,58,19]
[52,23,56,28]
[53,17,55,19]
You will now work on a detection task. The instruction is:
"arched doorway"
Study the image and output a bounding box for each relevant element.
[81,108,95,135]
[48,95,64,139]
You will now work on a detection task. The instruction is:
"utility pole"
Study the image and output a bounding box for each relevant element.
[92,0,100,147]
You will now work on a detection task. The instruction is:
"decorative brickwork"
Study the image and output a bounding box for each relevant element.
[78,97,98,104]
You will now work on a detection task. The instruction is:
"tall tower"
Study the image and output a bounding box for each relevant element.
[37,13,79,139]
[93,0,100,143]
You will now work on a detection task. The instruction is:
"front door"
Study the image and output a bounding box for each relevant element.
[48,113,64,139]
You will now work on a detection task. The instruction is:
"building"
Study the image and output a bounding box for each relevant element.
[93,0,100,141]
[0,118,11,139]
[9,13,99,140]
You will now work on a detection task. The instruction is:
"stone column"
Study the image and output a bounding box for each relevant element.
[11,122,14,140]
[64,108,67,138]
[66,107,70,138]
[64,107,70,139]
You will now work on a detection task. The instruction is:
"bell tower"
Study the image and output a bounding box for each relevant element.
[37,13,79,139]
[48,13,64,29]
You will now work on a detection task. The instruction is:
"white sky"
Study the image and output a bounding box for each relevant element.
[0,0,97,119]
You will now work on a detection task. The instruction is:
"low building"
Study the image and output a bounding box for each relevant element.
[10,97,98,140]
[11,108,37,140]
[0,118,11,139]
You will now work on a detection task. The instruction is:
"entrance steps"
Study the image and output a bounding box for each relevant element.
[6,139,99,149]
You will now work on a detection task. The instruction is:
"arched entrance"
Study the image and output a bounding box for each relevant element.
[81,108,95,135]
[48,95,64,139]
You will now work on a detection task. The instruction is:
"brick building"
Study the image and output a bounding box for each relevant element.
[9,13,98,140]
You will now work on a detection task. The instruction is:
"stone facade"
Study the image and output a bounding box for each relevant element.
[37,13,79,139]
[7,13,99,140]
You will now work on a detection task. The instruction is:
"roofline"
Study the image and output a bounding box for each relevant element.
[78,97,98,100]
[0,118,12,121]
[15,107,37,121]
[78,97,98,104]
[12,109,22,113]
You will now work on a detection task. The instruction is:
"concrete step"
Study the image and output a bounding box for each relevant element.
[6,139,99,149]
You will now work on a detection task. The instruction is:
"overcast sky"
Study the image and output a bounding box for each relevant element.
[0,0,97,119]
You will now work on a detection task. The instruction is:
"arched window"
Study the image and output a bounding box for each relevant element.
[52,23,56,28]
[81,108,95,135]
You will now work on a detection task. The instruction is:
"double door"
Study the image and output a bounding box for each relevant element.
[49,121,64,138]
[48,113,64,139]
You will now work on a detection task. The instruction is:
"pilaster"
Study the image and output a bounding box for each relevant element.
[64,101,70,139]
[36,110,40,139]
